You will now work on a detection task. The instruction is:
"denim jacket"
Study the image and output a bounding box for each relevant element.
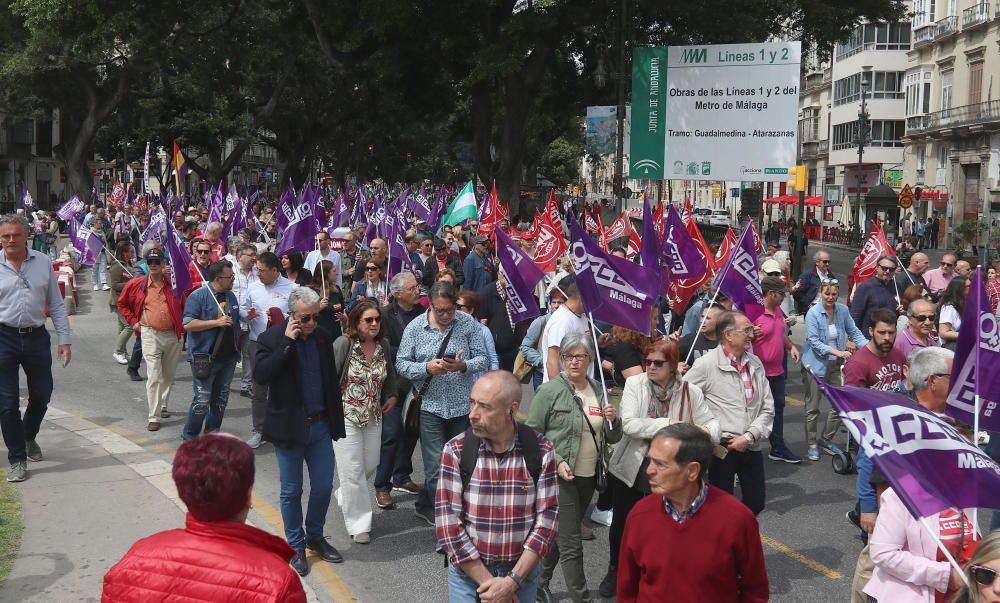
[183,284,241,362]
[800,303,868,374]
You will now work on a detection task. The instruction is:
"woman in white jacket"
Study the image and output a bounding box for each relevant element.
[599,339,720,596]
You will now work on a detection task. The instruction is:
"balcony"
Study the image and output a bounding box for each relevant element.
[935,15,959,39]
[962,2,990,29]
[800,140,829,160]
[914,25,936,47]
[906,99,1000,135]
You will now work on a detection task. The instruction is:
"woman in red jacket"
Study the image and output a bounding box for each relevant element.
[102,433,305,602]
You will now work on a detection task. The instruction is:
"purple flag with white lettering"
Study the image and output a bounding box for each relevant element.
[947,268,1000,431]
[428,188,447,233]
[660,205,708,294]
[275,184,319,256]
[385,216,410,280]
[69,218,103,266]
[275,186,296,235]
[494,227,544,324]
[569,212,658,336]
[409,186,432,223]
[20,183,34,209]
[814,375,1000,519]
[57,196,85,221]
[715,223,763,321]
[224,186,247,240]
[141,208,166,244]
[164,218,193,300]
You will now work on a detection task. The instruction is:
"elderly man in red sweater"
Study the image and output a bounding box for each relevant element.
[617,423,769,602]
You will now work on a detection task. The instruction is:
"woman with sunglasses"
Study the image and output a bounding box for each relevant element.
[349,259,388,310]
[937,277,969,350]
[952,531,1000,603]
[599,339,718,597]
[526,332,620,603]
[308,260,346,340]
[801,278,868,461]
[331,300,398,544]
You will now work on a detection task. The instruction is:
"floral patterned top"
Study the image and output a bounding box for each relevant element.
[342,341,387,427]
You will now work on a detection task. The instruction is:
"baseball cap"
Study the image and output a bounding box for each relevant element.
[474,235,489,246]
[144,248,165,262]
[760,259,781,274]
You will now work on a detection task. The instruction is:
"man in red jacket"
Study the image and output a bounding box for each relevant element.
[617,424,769,602]
[102,433,305,602]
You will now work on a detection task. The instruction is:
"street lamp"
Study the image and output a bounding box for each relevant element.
[854,70,871,232]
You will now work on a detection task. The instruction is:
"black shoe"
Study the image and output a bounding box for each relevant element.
[598,566,617,598]
[127,369,145,382]
[414,505,435,526]
[290,550,309,576]
[846,509,861,530]
[306,537,343,563]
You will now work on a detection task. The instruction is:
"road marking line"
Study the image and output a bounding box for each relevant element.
[760,534,842,580]
[785,396,805,407]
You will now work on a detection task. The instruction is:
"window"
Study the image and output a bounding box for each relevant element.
[940,70,953,111]
[969,61,983,106]
[913,0,937,26]
[917,146,926,171]
[832,120,906,151]
[834,71,904,106]
[835,23,911,59]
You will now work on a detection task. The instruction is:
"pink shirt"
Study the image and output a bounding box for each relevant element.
[921,267,952,294]
[752,307,787,377]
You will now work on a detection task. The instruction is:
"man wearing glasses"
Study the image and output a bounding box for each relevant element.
[339,232,368,283]
[118,247,185,432]
[180,261,240,440]
[685,311,774,516]
[188,239,214,290]
[893,297,942,358]
[922,253,958,297]
[850,254,903,334]
[395,281,489,529]
[792,250,835,315]
[0,214,72,482]
[230,244,259,397]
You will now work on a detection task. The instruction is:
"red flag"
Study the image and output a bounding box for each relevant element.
[543,189,562,227]
[713,226,738,271]
[667,217,713,312]
[533,203,567,272]
[682,198,694,226]
[604,212,630,242]
[625,219,642,260]
[479,181,503,238]
[749,221,765,254]
[653,200,665,239]
[584,207,600,234]
[847,221,895,304]
[594,209,608,252]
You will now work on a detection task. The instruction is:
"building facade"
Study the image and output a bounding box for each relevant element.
[901,0,1000,251]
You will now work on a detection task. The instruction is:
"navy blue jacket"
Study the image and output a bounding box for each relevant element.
[793,267,837,315]
[849,277,898,333]
[462,250,496,293]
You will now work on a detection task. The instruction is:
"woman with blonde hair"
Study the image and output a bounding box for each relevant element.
[952,530,1000,603]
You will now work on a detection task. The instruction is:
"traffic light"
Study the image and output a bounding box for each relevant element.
[786,165,807,192]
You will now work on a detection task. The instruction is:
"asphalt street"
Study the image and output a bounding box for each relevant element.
[15,242,970,602]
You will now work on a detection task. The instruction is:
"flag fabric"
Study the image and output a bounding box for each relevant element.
[141,207,166,244]
[478,182,503,238]
[276,185,319,256]
[583,207,600,235]
[164,218,193,300]
[329,191,350,229]
[847,222,895,304]
[69,218,103,266]
[533,205,567,272]
[652,201,665,239]
[947,268,1000,432]
[660,205,708,294]
[442,181,479,227]
[275,187,296,235]
[603,212,630,243]
[713,226,738,271]
[715,223,764,321]
[569,213,659,336]
[682,198,694,225]
[208,182,224,224]
[749,221,764,255]
[639,195,659,276]
[594,208,608,252]
[409,186,432,223]
[20,183,34,209]
[385,215,410,280]
[143,142,150,194]
[494,227,544,324]
[108,182,126,208]
[173,142,188,197]
[815,376,1000,520]
[624,219,642,261]
[427,188,448,233]
[57,196,85,221]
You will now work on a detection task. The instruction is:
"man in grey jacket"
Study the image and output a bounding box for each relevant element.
[684,311,774,516]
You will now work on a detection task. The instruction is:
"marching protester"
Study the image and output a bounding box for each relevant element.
[893,297,942,358]
[922,253,958,297]
[280,252,310,286]
[462,235,496,293]
[792,249,834,314]
[254,286,346,575]
[894,251,929,295]
[753,276,801,464]
[477,270,524,372]
[937,276,969,350]
[230,243,259,397]
[304,230,343,287]
[519,287,568,389]
[109,240,136,365]
[340,231,368,283]
[423,238,464,289]
[350,258,388,308]
[677,303,724,371]
[540,278,590,384]
[0,214,72,482]
[851,255,903,333]
[308,259,346,340]
[952,531,1000,603]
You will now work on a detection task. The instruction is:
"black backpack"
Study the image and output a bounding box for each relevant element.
[459,422,543,490]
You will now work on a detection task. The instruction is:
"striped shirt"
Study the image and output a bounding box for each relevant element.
[725,350,754,406]
[435,430,559,567]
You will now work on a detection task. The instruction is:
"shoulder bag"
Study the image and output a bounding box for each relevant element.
[512,317,547,383]
[572,391,608,493]
[402,325,455,432]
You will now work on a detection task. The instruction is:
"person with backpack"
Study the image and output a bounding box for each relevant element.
[436,370,559,603]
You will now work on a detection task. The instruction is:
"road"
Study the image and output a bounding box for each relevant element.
[25,243,962,602]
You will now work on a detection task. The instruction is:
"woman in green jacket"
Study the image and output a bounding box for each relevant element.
[527,331,621,603]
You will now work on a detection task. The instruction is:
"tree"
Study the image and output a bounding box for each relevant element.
[539,136,584,187]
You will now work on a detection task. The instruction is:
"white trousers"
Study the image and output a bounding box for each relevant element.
[332,420,383,536]
[140,327,181,422]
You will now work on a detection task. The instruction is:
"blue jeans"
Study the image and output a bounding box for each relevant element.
[274,421,335,551]
[181,358,236,440]
[0,328,53,464]
[416,411,469,510]
[767,373,789,453]
[373,405,419,493]
[127,334,143,372]
[447,562,539,603]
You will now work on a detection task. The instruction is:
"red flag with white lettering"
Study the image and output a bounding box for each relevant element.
[713,226,738,271]
[604,212,630,243]
[533,203,567,272]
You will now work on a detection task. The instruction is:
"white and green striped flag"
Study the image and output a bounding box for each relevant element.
[441,181,479,227]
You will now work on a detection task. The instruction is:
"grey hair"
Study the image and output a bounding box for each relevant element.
[559,331,595,361]
[389,271,416,293]
[226,235,243,252]
[772,250,790,267]
[205,221,223,234]
[287,286,321,313]
[908,347,954,392]
[0,214,31,235]
[812,250,829,262]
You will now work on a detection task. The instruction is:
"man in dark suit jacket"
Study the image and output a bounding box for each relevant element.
[422,238,464,288]
[254,286,346,577]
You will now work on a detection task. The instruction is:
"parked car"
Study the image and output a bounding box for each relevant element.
[708,209,731,226]
[693,208,712,223]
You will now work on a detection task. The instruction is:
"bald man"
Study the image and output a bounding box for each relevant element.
[894,252,929,296]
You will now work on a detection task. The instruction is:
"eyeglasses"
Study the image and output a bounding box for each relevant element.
[562,353,590,363]
[820,277,840,285]
[196,249,211,255]
[817,259,831,264]
[727,326,755,336]
[910,314,934,322]
[431,305,456,315]
[877,265,895,271]
[366,266,378,271]
[295,314,319,323]
[931,372,952,379]
[643,358,668,368]
[971,564,999,586]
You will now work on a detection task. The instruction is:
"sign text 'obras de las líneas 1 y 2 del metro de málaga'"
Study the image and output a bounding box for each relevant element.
[630,42,801,182]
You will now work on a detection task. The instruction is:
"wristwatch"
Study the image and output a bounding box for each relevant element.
[508,571,526,588]
[744,432,756,445]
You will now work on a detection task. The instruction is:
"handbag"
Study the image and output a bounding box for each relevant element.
[635,382,691,495]
[513,316,548,383]
[572,392,608,494]
[403,325,455,432]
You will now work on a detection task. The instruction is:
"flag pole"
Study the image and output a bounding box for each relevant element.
[317,238,326,296]
[683,287,723,366]
[918,516,970,589]
[587,312,612,409]
[202,281,227,316]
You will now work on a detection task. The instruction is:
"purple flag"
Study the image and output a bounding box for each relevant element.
[208,182,224,224]
[57,196,85,221]
[164,219,193,300]
[947,267,1000,431]
[494,227,544,324]
[639,194,658,273]
[70,218,103,266]
[329,191,350,229]
[815,375,1000,519]
[224,188,247,240]
[20,183,34,209]
[428,188,447,232]
[409,186,432,222]
[569,212,658,336]
[91,186,100,207]
[275,187,295,235]
[141,208,166,244]
[385,216,410,280]
[275,185,319,256]
[660,205,708,294]
[715,223,763,321]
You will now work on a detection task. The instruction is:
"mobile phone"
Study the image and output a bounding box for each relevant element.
[443,352,457,360]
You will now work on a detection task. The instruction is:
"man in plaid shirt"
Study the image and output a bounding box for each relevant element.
[436,371,559,603]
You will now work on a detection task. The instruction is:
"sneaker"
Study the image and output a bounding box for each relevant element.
[807,446,821,461]
[817,439,844,456]
[102,284,111,291]
[598,566,617,598]
[25,440,42,462]
[352,532,371,544]
[767,448,802,464]
[112,352,128,365]
[246,431,264,449]
[93,284,100,291]
[590,507,613,527]
[6,462,26,482]
[414,505,435,526]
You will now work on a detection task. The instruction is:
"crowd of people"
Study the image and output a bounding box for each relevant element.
[2,195,1000,602]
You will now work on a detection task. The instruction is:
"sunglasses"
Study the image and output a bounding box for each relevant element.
[910,314,934,322]
[877,265,895,271]
[147,259,163,266]
[362,316,381,324]
[295,314,319,323]
[196,249,211,255]
[366,266,379,271]
[817,259,830,264]
[820,277,840,285]
[643,358,668,368]
[971,564,999,586]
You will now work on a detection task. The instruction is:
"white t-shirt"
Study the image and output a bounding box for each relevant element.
[540,305,591,383]
[939,304,961,331]
[304,248,343,288]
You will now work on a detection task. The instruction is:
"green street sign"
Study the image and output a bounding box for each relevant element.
[630,47,669,180]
